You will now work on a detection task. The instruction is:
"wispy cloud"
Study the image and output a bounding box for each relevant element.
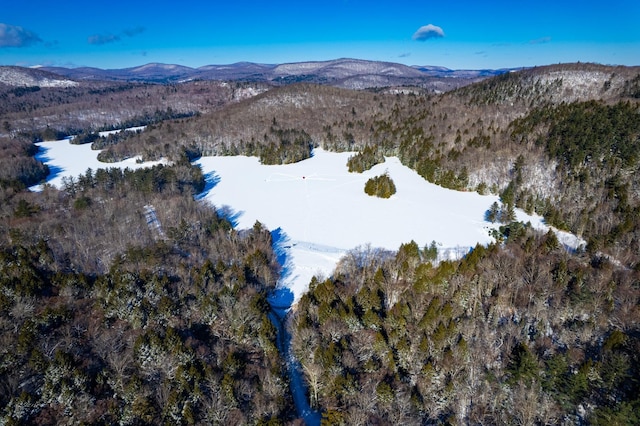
[398,52,411,58]
[88,33,121,45]
[123,26,145,37]
[0,23,42,48]
[529,36,552,45]
[412,24,445,41]
[88,26,145,45]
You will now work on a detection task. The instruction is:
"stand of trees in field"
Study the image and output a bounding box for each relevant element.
[364,173,396,198]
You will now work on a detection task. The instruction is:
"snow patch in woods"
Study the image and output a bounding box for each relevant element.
[30,136,166,190]
[194,149,586,302]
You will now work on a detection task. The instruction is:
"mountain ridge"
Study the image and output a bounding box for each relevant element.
[18,58,513,89]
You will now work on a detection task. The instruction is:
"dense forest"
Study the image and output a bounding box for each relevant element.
[292,231,639,425]
[0,62,639,424]
[0,145,294,424]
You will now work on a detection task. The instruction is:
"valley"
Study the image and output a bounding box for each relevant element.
[0,60,638,425]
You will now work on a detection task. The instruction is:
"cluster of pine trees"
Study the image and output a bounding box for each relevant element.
[507,100,640,262]
[346,145,385,173]
[364,173,397,198]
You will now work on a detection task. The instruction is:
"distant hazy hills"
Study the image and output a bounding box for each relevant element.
[15,58,512,90]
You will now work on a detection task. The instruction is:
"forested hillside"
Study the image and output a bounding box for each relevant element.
[0,62,639,424]
[0,146,293,424]
[0,71,269,138]
[89,63,640,266]
[292,231,639,424]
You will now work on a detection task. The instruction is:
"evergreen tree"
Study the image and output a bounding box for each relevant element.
[364,172,396,198]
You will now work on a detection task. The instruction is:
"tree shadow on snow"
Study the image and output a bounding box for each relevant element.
[214,205,242,228]
[267,228,321,425]
[267,227,296,314]
[268,288,294,318]
[194,171,221,200]
[34,146,64,184]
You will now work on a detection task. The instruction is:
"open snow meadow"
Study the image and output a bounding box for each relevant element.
[32,137,585,304]
[195,149,503,302]
[31,128,163,190]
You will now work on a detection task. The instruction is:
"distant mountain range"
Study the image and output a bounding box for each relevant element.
[22,58,513,90]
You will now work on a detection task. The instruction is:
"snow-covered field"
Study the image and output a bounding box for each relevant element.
[196,149,504,301]
[31,133,164,190]
[31,140,585,304]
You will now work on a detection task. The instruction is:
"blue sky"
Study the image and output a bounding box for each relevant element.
[1,0,639,69]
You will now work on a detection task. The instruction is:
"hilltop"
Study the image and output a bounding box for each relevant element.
[27,58,508,89]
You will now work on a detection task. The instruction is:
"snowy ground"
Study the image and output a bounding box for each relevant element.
[98,126,146,137]
[195,148,585,302]
[31,141,585,304]
[30,134,164,190]
[196,149,502,301]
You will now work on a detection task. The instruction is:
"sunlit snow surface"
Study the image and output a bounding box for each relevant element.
[195,148,585,302]
[31,133,163,190]
[195,150,498,300]
[32,141,585,304]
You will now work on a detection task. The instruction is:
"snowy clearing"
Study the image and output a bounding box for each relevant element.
[195,149,503,301]
[30,136,166,190]
[195,148,585,302]
[98,126,146,137]
[32,141,585,304]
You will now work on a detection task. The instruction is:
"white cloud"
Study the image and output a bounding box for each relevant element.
[0,23,42,48]
[412,24,445,41]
